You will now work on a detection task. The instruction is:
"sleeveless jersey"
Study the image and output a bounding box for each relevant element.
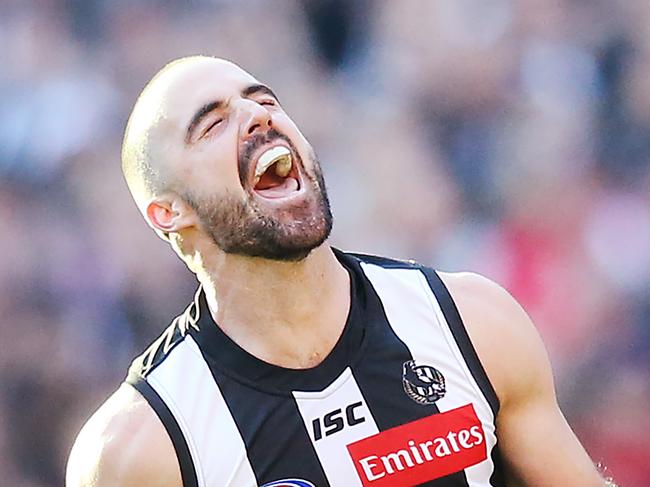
[126,250,505,487]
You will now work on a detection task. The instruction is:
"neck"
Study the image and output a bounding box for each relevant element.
[194,244,351,369]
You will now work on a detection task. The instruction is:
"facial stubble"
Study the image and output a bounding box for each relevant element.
[182,144,333,261]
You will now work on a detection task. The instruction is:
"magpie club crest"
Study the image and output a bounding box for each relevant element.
[402,360,446,404]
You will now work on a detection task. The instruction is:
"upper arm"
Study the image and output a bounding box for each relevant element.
[66,383,182,487]
[440,272,605,487]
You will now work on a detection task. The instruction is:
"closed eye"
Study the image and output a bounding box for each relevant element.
[260,99,276,106]
[203,118,224,136]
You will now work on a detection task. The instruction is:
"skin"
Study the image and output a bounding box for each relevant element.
[66,57,606,487]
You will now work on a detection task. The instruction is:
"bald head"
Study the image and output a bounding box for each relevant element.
[121,55,255,212]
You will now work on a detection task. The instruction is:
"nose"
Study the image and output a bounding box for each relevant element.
[239,99,273,139]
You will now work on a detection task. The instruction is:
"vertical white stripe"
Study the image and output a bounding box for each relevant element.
[147,336,257,487]
[360,263,497,486]
[293,368,379,487]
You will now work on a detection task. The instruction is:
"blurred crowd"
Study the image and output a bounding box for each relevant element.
[1,0,649,485]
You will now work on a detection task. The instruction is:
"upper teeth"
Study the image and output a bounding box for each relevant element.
[254,146,292,184]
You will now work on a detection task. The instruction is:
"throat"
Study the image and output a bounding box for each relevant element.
[253,160,301,198]
[302,350,327,368]
[200,246,352,369]
[258,339,334,370]
[255,164,287,190]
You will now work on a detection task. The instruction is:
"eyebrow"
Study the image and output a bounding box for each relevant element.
[241,83,280,102]
[186,100,224,142]
[185,83,280,143]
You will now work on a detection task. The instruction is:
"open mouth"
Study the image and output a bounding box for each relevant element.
[251,145,302,199]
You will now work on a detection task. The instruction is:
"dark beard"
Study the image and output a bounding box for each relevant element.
[182,146,333,262]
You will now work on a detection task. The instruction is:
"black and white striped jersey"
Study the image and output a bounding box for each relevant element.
[126,250,505,487]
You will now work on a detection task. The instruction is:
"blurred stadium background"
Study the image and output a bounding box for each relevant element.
[1,0,649,485]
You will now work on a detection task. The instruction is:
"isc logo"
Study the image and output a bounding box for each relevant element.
[311,402,366,441]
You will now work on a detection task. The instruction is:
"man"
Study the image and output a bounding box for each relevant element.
[66,56,608,486]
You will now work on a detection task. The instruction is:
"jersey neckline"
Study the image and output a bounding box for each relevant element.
[188,248,371,395]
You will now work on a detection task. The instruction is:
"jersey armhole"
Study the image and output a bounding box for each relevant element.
[125,377,199,487]
[418,267,500,417]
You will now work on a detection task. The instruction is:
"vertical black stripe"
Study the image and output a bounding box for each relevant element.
[351,265,470,487]
[126,379,199,487]
[195,360,330,487]
[420,267,506,486]
[419,267,500,417]
[488,441,507,487]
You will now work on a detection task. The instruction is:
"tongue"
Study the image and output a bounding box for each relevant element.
[254,177,299,198]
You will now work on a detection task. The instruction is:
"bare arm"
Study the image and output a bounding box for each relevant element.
[441,272,608,487]
[66,383,182,487]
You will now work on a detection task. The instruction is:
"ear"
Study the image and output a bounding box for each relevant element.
[145,194,197,234]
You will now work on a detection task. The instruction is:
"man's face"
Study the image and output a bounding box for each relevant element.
[156,59,332,261]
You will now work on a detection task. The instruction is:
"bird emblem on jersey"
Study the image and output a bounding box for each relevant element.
[402,360,446,404]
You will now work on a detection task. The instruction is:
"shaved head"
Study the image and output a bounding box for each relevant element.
[121,56,239,212]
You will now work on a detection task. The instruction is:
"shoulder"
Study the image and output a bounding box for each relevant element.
[128,289,200,381]
[345,250,550,406]
[66,383,181,487]
[438,271,554,409]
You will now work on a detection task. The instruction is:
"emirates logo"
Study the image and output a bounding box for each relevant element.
[347,403,487,486]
